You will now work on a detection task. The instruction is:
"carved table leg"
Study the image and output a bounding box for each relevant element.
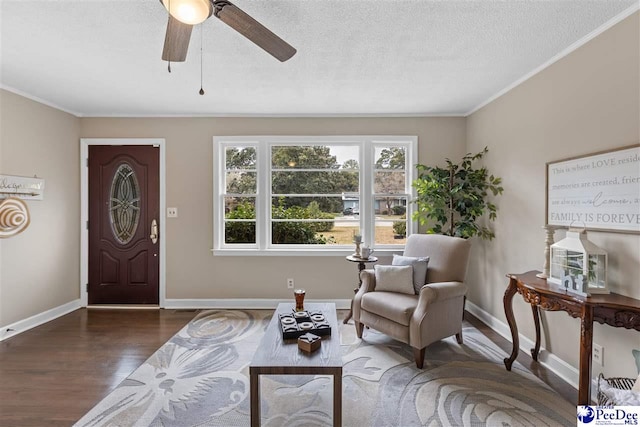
[530,304,541,361]
[578,305,594,405]
[343,287,359,324]
[343,262,366,324]
[503,277,519,371]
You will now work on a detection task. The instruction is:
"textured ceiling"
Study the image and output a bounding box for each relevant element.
[0,0,637,117]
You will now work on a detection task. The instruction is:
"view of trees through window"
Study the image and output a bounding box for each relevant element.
[221,140,411,247]
[224,145,257,244]
[374,146,408,246]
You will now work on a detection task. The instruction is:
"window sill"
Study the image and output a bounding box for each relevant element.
[211,248,403,257]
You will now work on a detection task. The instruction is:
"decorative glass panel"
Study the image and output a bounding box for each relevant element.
[110,163,141,244]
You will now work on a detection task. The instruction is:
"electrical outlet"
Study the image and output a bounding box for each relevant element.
[593,342,604,366]
[167,207,178,218]
[287,278,294,289]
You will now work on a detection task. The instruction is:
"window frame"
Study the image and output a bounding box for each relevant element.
[213,136,417,256]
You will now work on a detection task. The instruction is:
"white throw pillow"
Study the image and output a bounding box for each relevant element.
[374,265,415,295]
[393,254,430,294]
[599,376,640,405]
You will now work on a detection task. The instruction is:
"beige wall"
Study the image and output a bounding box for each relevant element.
[466,12,640,378]
[0,90,81,326]
[79,117,466,301]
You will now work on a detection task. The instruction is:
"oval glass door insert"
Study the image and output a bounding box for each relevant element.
[110,163,141,244]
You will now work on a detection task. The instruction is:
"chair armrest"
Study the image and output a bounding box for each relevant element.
[356,269,376,296]
[353,269,375,322]
[418,281,467,305]
[412,281,467,322]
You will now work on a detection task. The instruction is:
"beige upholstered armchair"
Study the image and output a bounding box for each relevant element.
[352,234,471,368]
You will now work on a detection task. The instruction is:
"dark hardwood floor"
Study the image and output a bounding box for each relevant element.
[464,311,578,403]
[0,308,576,426]
[0,308,197,427]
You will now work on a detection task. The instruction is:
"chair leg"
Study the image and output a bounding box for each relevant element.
[413,347,425,369]
[462,295,467,321]
[355,321,364,338]
[456,295,466,344]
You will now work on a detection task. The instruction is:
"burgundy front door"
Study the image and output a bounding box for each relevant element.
[88,145,159,304]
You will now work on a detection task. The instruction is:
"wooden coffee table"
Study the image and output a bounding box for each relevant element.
[250,302,343,426]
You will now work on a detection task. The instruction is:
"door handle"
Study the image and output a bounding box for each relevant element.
[150,219,158,244]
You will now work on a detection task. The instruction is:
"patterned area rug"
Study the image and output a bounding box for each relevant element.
[75,310,575,426]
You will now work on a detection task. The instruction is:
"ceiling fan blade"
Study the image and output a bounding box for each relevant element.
[213,1,296,62]
[162,15,193,62]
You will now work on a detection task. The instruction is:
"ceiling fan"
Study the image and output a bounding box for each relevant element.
[160,0,297,63]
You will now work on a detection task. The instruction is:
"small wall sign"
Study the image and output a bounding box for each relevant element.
[0,175,45,200]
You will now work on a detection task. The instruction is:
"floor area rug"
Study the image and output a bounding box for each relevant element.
[75,309,575,427]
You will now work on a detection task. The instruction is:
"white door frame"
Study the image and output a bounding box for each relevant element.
[80,138,167,307]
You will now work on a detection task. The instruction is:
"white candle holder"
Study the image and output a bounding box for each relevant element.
[353,234,362,257]
[537,225,556,279]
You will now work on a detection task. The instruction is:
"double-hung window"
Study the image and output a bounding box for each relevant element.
[213,136,417,255]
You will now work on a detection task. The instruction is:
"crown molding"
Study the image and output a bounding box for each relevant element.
[0,84,82,117]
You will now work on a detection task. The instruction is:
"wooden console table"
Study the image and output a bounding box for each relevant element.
[503,271,640,405]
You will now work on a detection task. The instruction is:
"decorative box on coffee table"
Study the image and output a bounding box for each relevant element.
[297,333,321,353]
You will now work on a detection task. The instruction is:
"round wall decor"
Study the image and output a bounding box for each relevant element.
[0,197,31,238]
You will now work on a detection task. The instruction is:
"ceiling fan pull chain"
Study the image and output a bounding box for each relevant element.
[168,61,172,73]
[199,24,205,95]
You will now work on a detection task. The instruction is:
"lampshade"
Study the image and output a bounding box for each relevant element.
[161,0,212,25]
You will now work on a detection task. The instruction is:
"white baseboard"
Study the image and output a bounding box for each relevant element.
[88,305,160,310]
[465,301,583,394]
[164,298,352,310]
[0,299,82,342]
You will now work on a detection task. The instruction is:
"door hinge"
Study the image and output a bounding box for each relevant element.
[86,220,89,230]
[85,283,89,292]
[86,158,89,167]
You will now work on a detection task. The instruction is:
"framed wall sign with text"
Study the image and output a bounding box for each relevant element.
[546,144,640,234]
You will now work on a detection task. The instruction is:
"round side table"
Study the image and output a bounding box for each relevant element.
[343,255,378,324]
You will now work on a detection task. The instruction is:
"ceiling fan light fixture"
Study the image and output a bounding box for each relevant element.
[162,0,212,25]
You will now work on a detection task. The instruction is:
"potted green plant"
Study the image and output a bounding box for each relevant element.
[412,147,503,240]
